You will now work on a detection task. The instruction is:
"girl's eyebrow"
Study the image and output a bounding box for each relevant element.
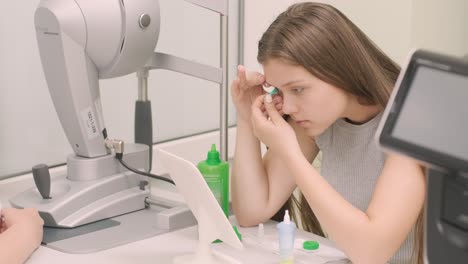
[278,79,305,88]
[264,79,305,91]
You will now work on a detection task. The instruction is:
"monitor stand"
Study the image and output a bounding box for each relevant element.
[425,168,468,263]
[157,148,243,264]
[173,209,242,264]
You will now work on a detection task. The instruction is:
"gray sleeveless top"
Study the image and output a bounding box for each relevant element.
[315,112,414,264]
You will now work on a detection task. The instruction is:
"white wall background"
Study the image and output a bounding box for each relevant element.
[244,0,412,71]
[0,0,240,178]
[1,0,467,179]
[411,0,468,58]
[244,0,467,71]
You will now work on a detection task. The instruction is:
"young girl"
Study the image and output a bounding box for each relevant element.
[231,3,425,264]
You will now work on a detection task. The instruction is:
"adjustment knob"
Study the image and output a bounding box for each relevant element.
[32,164,51,199]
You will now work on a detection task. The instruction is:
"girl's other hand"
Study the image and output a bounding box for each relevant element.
[2,208,44,248]
[231,65,265,122]
[250,94,299,156]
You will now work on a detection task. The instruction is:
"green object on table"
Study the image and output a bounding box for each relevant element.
[303,240,319,250]
[233,226,242,241]
[213,226,242,243]
[197,144,230,218]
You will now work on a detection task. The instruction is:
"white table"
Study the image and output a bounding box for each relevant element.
[26,220,349,264]
[1,169,350,264]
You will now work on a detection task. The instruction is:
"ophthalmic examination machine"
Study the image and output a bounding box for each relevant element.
[10,0,231,253]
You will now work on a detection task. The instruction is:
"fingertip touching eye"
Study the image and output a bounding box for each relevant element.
[263,82,279,95]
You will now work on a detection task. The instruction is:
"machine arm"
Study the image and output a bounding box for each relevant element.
[35,0,160,158]
[35,3,107,158]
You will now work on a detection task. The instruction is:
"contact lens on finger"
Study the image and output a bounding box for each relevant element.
[263,86,279,95]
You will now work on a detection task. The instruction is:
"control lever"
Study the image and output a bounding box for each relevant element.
[32,164,51,199]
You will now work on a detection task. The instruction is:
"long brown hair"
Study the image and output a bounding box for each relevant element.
[260,3,423,263]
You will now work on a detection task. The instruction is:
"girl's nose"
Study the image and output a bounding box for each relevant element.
[281,95,297,115]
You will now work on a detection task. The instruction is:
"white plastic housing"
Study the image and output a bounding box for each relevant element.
[35,0,160,157]
[157,149,243,264]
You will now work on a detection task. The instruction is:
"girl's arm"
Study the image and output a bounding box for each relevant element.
[232,118,319,226]
[0,208,44,264]
[250,91,425,263]
[285,148,425,264]
[0,224,39,264]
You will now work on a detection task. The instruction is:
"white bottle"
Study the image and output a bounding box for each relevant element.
[258,223,265,238]
[276,210,295,263]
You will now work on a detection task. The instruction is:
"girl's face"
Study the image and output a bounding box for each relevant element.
[263,59,350,137]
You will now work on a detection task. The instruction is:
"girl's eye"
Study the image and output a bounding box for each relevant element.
[292,87,304,94]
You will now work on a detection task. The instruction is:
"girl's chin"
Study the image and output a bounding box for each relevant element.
[305,126,327,137]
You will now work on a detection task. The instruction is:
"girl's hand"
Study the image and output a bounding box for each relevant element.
[2,208,44,248]
[250,94,300,157]
[231,65,265,123]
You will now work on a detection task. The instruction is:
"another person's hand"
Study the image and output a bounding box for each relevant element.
[250,94,300,158]
[2,208,44,248]
[231,65,265,122]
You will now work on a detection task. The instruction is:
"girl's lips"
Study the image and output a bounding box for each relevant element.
[296,120,309,126]
[292,116,311,127]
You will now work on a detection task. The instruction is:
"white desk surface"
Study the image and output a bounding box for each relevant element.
[1,169,350,264]
[24,220,350,264]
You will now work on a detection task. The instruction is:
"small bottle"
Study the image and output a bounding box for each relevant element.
[197,144,229,218]
[277,210,296,263]
[258,223,265,238]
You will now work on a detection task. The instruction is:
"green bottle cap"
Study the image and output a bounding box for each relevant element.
[206,144,221,165]
[303,240,319,250]
[233,226,242,241]
[269,87,279,95]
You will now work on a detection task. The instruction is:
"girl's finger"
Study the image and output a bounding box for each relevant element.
[231,79,240,97]
[246,71,265,87]
[273,95,282,104]
[237,65,248,88]
[263,95,284,125]
[251,95,269,124]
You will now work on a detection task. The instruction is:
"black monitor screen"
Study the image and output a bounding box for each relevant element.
[379,50,468,171]
[392,66,468,161]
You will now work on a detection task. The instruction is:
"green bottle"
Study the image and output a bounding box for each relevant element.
[197,144,229,218]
